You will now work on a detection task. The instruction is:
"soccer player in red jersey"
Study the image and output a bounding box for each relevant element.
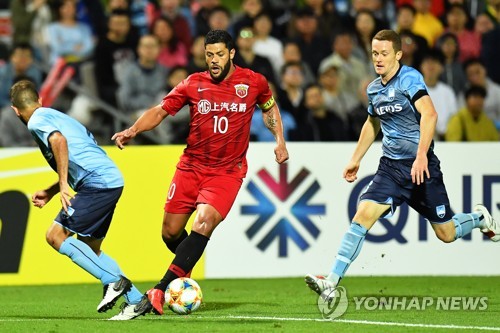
[111,29,289,319]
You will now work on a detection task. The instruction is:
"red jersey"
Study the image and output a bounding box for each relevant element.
[160,66,273,177]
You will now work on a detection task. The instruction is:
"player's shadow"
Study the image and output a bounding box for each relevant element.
[200,301,275,312]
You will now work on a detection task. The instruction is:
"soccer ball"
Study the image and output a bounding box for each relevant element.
[165,277,203,315]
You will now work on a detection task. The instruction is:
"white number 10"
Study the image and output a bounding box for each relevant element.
[213,115,228,133]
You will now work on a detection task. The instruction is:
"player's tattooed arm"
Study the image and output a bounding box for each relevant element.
[265,112,277,130]
[261,103,289,164]
[262,106,278,134]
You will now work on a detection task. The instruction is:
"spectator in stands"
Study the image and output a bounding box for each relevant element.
[151,16,188,69]
[317,62,358,126]
[117,34,168,120]
[186,35,207,74]
[347,78,376,141]
[445,85,499,141]
[45,0,94,67]
[353,9,379,74]
[394,4,429,55]
[319,30,370,99]
[158,65,191,144]
[146,0,193,50]
[281,41,315,87]
[0,75,37,147]
[77,0,108,37]
[304,0,352,42]
[232,0,266,38]
[443,0,486,20]
[0,43,42,109]
[395,3,416,32]
[276,61,307,138]
[116,34,169,144]
[128,0,149,35]
[350,0,391,31]
[194,0,220,37]
[233,27,276,86]
[0,42,8,64]
[165,65,188,91]
[484,0,500,25]
[440,0,475,29]
[481,25,500,85]
[250,82,297,142]
[443,4,481,62]
[207,5,233,37]
[302,83,349,141]
[399,29,425,69]
[100,0,141,41]
[474,12,495,35]
[288,6,330,77]
[93,9,138,107]
[461,58,500,130]
[95,0,147,37]
[412,0,444,46]
[105,0,130,14]
[252,11,283,79]
[397,0,445,18]
[435,32,466,95]
[10,0,50,47]
[11,0,52,63]
[420,50,458,140]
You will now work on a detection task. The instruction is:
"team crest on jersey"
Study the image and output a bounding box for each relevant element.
[388,87,395,101]
[436,205,446,219]
[235,84,249,98]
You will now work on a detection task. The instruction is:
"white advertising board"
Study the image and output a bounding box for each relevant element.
[205,142,500,278]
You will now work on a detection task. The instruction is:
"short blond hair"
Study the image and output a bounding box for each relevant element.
[10,80,39,109]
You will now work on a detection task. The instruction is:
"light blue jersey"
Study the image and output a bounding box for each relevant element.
[367,65,432,160]
[27,107,123,190]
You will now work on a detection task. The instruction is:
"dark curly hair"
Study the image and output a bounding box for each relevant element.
[204,30,234,51]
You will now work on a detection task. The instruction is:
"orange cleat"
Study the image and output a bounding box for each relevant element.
[147,288,165,315]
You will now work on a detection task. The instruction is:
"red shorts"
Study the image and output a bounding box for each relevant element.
[164,168,243,219]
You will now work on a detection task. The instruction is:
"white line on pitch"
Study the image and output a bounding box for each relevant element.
[1,315,500,331]
[225,316,500,331]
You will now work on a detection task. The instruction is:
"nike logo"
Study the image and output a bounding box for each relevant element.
[198,87,210,92]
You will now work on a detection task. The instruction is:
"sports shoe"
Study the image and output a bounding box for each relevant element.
[147,288,165,315]
[108,297,153,321]
[474,204,500,241]
[97,275,132,313]
[305,274,337,295]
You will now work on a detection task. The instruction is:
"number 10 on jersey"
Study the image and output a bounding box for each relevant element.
[213,115,228,134]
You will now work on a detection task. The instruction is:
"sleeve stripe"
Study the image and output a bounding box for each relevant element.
[411,89,428,104]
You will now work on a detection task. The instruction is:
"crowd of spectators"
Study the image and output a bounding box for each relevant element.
[0,0,499,147]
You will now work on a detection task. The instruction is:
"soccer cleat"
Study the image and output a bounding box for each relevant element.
[97,275,132,313]
[475,204,500,242]
[305,274,337,295]
[108,297,153,321]
[147,288,165,315]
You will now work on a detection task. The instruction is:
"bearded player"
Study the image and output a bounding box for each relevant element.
[111,29,289,319]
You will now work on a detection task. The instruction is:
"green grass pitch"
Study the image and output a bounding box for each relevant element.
[0,276,499,333]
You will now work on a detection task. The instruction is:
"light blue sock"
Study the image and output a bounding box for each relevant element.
[59,237,118,285]
[99,252,143,304]
[453,212,483,239]
[328,222,368,284]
